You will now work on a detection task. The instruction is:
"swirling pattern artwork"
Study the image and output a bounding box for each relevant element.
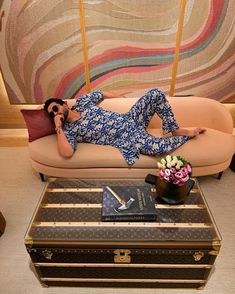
[0,0,234,104]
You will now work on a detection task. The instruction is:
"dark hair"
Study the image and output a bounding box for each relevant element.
[44,98,65,112]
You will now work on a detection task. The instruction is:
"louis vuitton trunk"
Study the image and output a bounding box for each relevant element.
[25,178,221,289]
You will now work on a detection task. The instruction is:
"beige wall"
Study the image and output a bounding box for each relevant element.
[0,74,36,128]
[0,74,235,129]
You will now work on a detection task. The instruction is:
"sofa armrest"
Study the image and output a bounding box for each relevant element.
[168,97,233,133]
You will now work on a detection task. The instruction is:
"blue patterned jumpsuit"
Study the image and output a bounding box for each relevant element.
[63,88,189,165]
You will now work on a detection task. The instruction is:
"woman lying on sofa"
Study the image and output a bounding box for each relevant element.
[44,88,206,165]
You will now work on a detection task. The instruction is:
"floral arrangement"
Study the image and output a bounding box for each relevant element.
[157,155,192,186]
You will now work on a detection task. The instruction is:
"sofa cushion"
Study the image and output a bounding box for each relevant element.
[29,128,235,169]
[21,108,56,142]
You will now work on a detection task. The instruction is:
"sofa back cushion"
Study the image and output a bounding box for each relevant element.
[22,96,233,143]
[67,96,233,133]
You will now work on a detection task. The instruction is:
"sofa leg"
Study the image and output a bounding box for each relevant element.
[229,154,235,172]
[217,171,223,180]
[39,173,45,182]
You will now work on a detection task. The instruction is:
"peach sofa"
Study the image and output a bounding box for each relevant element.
[28,96,235,180]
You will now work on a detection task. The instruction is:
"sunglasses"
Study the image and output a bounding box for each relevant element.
[49,105,59,119]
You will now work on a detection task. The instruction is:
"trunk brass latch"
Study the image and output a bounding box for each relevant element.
[42,249,53,260]
[193,251,205,261]
[114,249,131,263]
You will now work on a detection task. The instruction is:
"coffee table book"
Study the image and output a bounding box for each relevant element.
[25,178,221,289]
[102,185,157,221]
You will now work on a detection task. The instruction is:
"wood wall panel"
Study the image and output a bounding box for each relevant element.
[0,74,33,128]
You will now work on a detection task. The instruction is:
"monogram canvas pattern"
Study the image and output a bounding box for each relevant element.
[28,179,219,243]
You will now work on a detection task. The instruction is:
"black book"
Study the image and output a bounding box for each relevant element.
[102,185,157,222]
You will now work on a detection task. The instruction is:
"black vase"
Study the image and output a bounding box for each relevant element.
[156,178,188,204]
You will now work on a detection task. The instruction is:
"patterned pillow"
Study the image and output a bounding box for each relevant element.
[21,108,56,142]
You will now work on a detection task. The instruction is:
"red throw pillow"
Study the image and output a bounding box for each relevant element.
[21,108,56,142]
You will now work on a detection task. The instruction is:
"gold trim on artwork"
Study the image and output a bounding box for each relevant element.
[78,0,91,92]
[170,0,187,96]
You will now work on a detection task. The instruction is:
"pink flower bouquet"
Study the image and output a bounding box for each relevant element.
[157,155,192,186]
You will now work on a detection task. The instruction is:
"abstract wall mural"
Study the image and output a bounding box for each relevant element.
[0,0,83,103]
[83,0,180,99]
[174,0,235,102]
[0,0,234,104]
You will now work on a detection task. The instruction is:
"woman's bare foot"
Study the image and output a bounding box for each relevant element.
[172,128,206,138]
